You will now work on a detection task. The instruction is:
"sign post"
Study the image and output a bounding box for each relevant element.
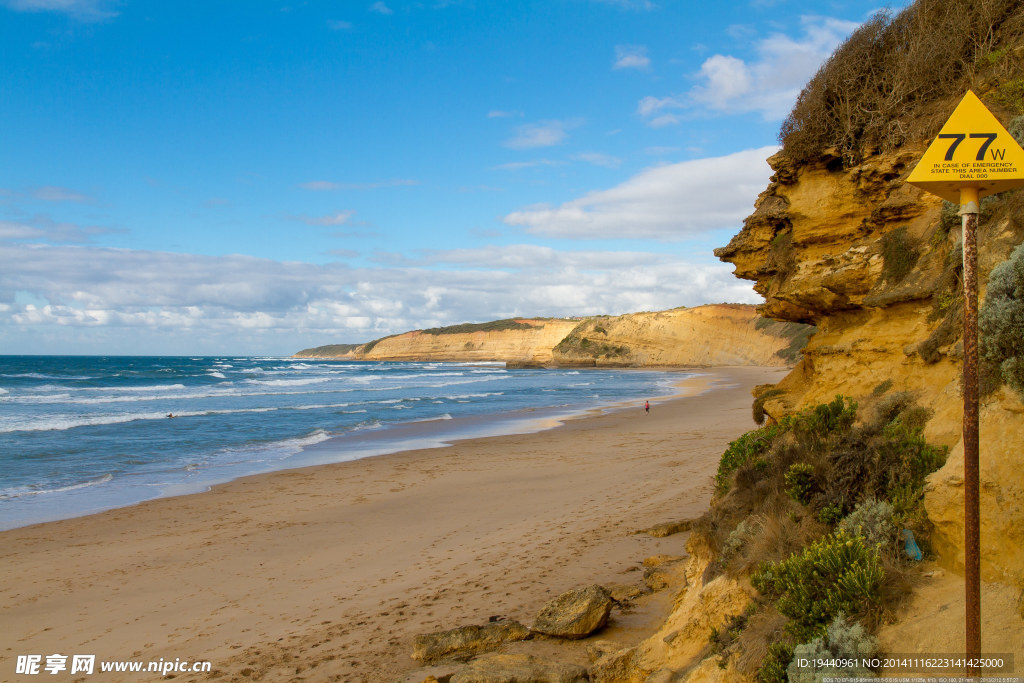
[907,90,1024,675]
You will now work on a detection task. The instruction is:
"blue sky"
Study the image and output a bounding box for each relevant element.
[0,0,905,355]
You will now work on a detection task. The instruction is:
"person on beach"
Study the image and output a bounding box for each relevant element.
[644,400,650,414]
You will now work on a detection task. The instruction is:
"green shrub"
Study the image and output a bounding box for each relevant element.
[788,615,879,682]
[758,641,796,683]
[980,241,1024,398]
[991,78,1024,114]
[715,424,782,493]
[838,499,896,550]
[752,528,885,643]
[786,395,857,446]
[817,504,844,526]
[785,463,817,506]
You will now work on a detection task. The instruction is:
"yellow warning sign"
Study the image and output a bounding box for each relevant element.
[907,90,1024,203]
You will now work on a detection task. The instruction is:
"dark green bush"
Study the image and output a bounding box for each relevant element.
[785,463,817,506]
[752,528,885,643]
[716,425,782,493]
[758,641,796,683]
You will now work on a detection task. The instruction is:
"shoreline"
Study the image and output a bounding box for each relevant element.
[0,362,691,533]
[1,365,787,682]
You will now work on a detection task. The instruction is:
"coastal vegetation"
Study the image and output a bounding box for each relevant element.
[419,319,548,335]
[980,241,1024,397]
[781,0,1024,166]
[697,393,947,681]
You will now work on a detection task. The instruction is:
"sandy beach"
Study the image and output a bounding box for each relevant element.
[1,366,787,682]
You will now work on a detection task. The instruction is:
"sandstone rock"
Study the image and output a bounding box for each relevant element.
[638,520,693,538]
[449,653,589,683]
[531,585,613,639]
[412,621,531,664]
[642,556,688,592]
[682,654,750,682]
[585,639,623,663]
[590,646,640,683]
[642,555,686,568]
[606,582,650,603]
[628,553,753,676]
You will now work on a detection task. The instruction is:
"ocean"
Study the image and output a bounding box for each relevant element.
[0,356,686,530]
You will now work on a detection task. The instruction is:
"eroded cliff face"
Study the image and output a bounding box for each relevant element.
[552,305,805,368]
[716,149,1024,590]
[295,305,808,368]
[296,319,580,364]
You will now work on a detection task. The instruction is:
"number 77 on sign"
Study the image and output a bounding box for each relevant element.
[907,90,1024,204]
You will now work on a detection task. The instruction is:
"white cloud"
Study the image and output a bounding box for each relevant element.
[30,186,93,203]
[299,179,419,191]
[639,15,860,124]
[614,45,650,70]
[591,0,656,9]
[0,239,758,355]
[503,146,777,240]
[292,211,355,226]
[573,152,622,168]
[487,110,522,119]
[0,217,118,243]
[369,1,393,15]
[327,19,353,30]
[2,0,118,19]
[504,119,582,150]
[491,159,565,171]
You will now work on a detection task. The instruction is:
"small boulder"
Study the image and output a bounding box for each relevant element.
[532,584,613,639]
[605,582,650,604]
[413,621,531,664]
[450,653,589,683]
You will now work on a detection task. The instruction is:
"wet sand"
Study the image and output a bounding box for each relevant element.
[0,366,787,682]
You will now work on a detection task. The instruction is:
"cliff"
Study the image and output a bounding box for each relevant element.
[294,305,812,368]
[551,305,809,367]
[619,4,1024,679]
[296,318,580,364]
[716,144,1024,590]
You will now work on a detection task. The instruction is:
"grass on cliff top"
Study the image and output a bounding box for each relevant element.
[295,343,362,356]
[696,392,948,680]
[781,0,1024,166]
[418,318,549,336]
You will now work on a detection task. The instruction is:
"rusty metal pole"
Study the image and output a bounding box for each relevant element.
[959,187,981,675]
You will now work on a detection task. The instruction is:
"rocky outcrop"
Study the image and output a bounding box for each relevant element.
[412,621,531,664]
[716,146,1024,591]
[295,304,812,368]
[590,537,753,682]
[531,585,614,640]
